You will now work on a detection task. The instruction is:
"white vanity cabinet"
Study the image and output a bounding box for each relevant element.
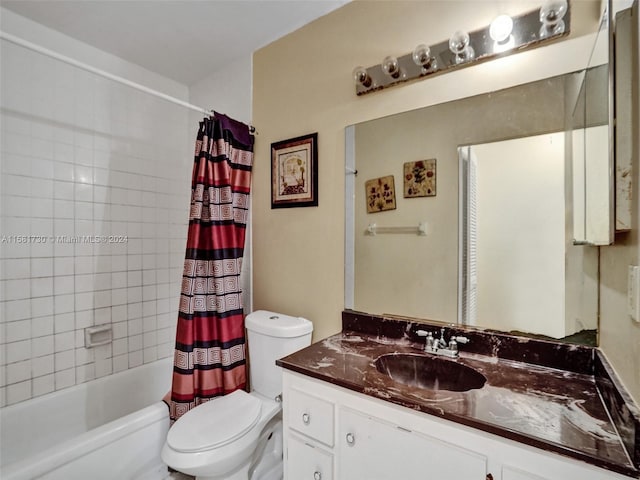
[282,371,630,480]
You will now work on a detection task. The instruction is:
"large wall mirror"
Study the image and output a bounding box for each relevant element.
[345,3,616,346]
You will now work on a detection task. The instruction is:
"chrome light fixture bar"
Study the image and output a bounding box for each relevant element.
[353,1,570,95]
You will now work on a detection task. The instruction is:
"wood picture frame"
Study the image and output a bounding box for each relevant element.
[271,133,318,208]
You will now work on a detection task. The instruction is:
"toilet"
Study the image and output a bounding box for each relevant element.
[161,310,313,480]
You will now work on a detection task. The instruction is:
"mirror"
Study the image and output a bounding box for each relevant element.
[571,3,614,245]
[345,11,610,345]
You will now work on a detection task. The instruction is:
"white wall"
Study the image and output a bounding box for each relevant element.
[189,56,252,126]
[0,8,192,406]
[188,55,254,313]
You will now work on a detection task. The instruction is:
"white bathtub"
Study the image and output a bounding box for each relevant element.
[0,357,173,480]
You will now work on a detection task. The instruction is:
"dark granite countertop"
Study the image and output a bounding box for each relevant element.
[277,313,640,478]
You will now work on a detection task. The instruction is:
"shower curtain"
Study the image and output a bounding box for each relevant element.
[164,113,254,422]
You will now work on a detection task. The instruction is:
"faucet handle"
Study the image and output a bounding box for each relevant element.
[416,330,430,337]
[452,335,469,344]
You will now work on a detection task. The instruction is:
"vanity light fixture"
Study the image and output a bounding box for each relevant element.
[352,2,571,96]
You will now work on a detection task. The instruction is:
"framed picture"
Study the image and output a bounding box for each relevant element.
[271,133,318,208]
[404,159,436,198]
[365,175,397,213]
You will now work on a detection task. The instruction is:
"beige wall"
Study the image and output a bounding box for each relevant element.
[251,0,640,406]
[599,1,640,404]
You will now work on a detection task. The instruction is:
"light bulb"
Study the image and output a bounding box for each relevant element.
[449,31,474,64]
[352,66,372,88]
[381,55,401,79]
[412,44,437,71]
[449,31,469,54]
[490,15,513,43]
[539,0,568,37]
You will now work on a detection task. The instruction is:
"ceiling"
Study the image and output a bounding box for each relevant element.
[1,0,349,85]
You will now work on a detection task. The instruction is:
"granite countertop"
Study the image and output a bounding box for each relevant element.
[277,319,640,478]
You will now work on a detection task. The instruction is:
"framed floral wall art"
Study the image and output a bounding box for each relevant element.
[271,133,318,208]
[365,175,397,213]
[404,159,436,198]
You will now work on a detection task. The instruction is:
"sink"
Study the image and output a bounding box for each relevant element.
[374,353,486,392]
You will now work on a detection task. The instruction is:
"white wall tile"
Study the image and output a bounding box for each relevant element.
[32,374,55,397]
[6,319,30,342]
[55,349,74,371]
[32,335,54,358]
[6,340,31,363]
[31,316,53,337]
[54,312,75,333]
[7,379,31,405]
[54,293,74,314]
[75,291,94,311]
[143,347,157,364]
[53,275,74,295]
[32,354,55,377]
[53,162,74,182]
[76,363,95,384]
[31,277,53,298]
[54,331,75,352]
[32,258,53,278]
[55,368,75,390]
[75,347,94,366]
[5,279,31,300]
[3,259,30,279]
[74,256,93,274]
[31,296,53,318]
[128,350,143,368]
[95,358,112,378]
[4,299,31,321]
[53,180,74,200]
[113,354,128,373]
[7,359,31,384]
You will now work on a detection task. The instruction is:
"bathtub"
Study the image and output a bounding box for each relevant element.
[0,357,173,480]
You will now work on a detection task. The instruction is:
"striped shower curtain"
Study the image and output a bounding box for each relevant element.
[164,113,254,422]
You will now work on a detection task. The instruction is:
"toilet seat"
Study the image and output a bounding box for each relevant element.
[167,390,262,453]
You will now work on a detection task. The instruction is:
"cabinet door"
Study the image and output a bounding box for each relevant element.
[338,407,488,480]
[286,433,334,480]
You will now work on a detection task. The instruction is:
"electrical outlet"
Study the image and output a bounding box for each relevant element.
[629,266,640,322]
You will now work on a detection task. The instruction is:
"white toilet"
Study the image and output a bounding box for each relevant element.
[161,310,313,480]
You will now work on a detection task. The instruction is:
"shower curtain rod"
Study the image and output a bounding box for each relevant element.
[0,31,256,134]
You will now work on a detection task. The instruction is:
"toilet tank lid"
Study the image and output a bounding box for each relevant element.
[245,310,313,338]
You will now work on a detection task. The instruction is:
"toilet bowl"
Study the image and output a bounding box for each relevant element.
[161,311,313,480]
[161,390,281,480]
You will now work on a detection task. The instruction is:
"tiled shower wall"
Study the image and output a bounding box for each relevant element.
[0,39,192,406]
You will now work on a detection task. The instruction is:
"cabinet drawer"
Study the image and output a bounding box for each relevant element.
[288,388,335,446]
[287,434,334,480]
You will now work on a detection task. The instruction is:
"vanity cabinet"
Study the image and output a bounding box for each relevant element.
[282,371,630,480]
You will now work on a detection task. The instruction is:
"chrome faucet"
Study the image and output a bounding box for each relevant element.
[416,328,469,358]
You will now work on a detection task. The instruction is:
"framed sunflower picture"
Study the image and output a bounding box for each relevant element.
[365,175,397,213]
[404,159,436,198]
[271,133,318,208]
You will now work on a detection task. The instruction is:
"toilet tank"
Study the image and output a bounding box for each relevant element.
[246,310,313,400]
